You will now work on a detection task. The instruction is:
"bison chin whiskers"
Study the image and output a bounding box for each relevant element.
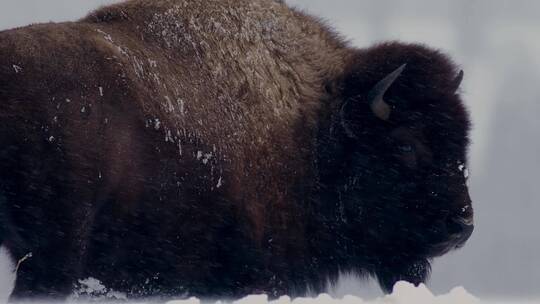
[374,258,431,294]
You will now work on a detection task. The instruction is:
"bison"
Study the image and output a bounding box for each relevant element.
[0,0,474,300]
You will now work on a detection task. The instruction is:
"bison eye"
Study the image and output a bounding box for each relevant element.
[398,143,415,153]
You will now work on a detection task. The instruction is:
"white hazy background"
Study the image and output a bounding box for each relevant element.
[1,0,539,302]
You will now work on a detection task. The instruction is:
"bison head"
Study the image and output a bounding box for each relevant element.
[327,42,473,293]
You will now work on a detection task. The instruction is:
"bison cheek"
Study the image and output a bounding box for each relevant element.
[375,258,431,294]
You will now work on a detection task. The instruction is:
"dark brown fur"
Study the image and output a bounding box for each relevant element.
[0,0,473,300]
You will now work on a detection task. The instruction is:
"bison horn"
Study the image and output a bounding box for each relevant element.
[451,70,464,93]
[368,63,406,121]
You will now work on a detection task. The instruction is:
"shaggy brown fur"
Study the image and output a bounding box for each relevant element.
[0,0,473,300]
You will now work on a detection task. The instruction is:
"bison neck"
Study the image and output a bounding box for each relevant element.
[309,110,372,276]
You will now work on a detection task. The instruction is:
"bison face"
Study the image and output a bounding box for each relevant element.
[335,43,474,293]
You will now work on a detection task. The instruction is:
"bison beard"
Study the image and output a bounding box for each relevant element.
[0,0,473,300]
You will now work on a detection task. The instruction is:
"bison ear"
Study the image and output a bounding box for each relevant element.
[339,98,359,139]
[376,259,431,294]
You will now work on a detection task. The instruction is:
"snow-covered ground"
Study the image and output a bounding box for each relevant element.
[167,283,479,304]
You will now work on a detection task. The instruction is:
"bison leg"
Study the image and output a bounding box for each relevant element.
[1,156,102,300]
[7,200,99,301]
[375,258,431,293]
[9,254,75,301]
[7,199,100,302]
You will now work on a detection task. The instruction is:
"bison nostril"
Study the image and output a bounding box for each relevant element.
[447,215,474,234]
[456,221,474,245]
[457,204,473,224]
[446,216,474,246]
[454,214,474,226]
